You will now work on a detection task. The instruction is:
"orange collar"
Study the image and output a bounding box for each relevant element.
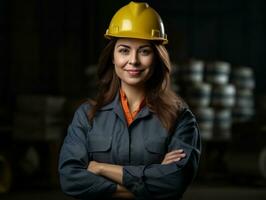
[119,89,145,126]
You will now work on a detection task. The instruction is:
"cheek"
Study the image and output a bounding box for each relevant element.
[114,64,120,74]
[113,55,127,68]
[144,60,155,79]
[142,54,154,67]
[143,58,154,71]
[146,65,154,79]
[114,63,124,80]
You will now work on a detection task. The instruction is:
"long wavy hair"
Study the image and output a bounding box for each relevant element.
[88,39,186,133]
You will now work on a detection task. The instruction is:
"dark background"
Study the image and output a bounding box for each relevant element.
[0,0,266,199]
[1,0,265,101]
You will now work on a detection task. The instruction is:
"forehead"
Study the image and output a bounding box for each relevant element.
[115,38,152,47]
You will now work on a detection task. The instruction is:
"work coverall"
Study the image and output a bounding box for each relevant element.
[58,93,201,200]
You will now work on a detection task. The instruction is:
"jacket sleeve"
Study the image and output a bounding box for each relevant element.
[58,104,117,199]
[122,109,201,199]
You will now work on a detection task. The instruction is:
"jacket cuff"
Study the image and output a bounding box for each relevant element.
[122,166,149,198]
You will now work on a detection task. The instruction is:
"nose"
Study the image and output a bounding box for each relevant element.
[128,51,139,66]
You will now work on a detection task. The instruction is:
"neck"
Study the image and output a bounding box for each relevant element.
[121,84,145,112]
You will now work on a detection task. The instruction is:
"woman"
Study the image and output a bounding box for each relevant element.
[58,1,201,200]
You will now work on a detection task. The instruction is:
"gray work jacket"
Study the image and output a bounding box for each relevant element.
[58,93,201,200]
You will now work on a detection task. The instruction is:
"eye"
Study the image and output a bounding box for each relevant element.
[139,48,153,56]
[118,47,130,55]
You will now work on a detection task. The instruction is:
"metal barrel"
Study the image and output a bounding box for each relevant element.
[213,109,232,140]
[211,84,236,108]
[193,107,214,141]
[235,89,254,107]
[177,59,204,83]
[232,88,255,122]
[205,61,231,85]
[232,106,255,123]
[186,82,212,107]
[231,66,255,89]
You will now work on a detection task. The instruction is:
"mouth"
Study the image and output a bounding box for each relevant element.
[125,69,144,76]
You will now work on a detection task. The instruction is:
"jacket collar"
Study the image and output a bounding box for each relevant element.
[99,92,151,119]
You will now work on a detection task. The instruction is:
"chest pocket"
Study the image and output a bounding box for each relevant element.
[143,139,165,164]
[87,134,112,163]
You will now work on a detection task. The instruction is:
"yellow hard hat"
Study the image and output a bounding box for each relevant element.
[105,1,168,44]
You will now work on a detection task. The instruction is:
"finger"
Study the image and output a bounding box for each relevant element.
[169,157,181,163]
[168,149,184,154]
[165,149,184,157]
[162,157,181,164]
[164,153,186,161]
[168,153,186,159]
[163,156,184,164]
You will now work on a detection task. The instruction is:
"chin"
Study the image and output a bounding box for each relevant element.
[124,80,145,87]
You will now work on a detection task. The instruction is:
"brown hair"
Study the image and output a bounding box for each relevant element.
[88,39,186,133]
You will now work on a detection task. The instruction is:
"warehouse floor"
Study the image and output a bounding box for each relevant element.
[184,185,266,200]
[1,183,266,200]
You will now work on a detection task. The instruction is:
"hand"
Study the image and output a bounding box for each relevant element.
[87,161,123,184]
[112,184,135,199]
[87,161,101,175]
[161,149,186,164]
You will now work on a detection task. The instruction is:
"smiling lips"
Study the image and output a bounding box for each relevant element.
[126,69,144,76]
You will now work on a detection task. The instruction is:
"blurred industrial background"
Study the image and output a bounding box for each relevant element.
[0,0,266,199]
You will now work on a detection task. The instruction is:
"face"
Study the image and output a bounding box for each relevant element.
[113,38,155,89]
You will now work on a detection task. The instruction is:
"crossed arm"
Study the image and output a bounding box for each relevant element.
[87,149,186,198]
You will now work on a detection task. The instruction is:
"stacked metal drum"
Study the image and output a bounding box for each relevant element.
[174,60,259,180]
[176,59,214,141]
[231,66,256,122]
[175,59,255,141]
[206,61,235,141]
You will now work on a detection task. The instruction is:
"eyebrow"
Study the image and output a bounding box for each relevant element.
[116,44,152,49]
